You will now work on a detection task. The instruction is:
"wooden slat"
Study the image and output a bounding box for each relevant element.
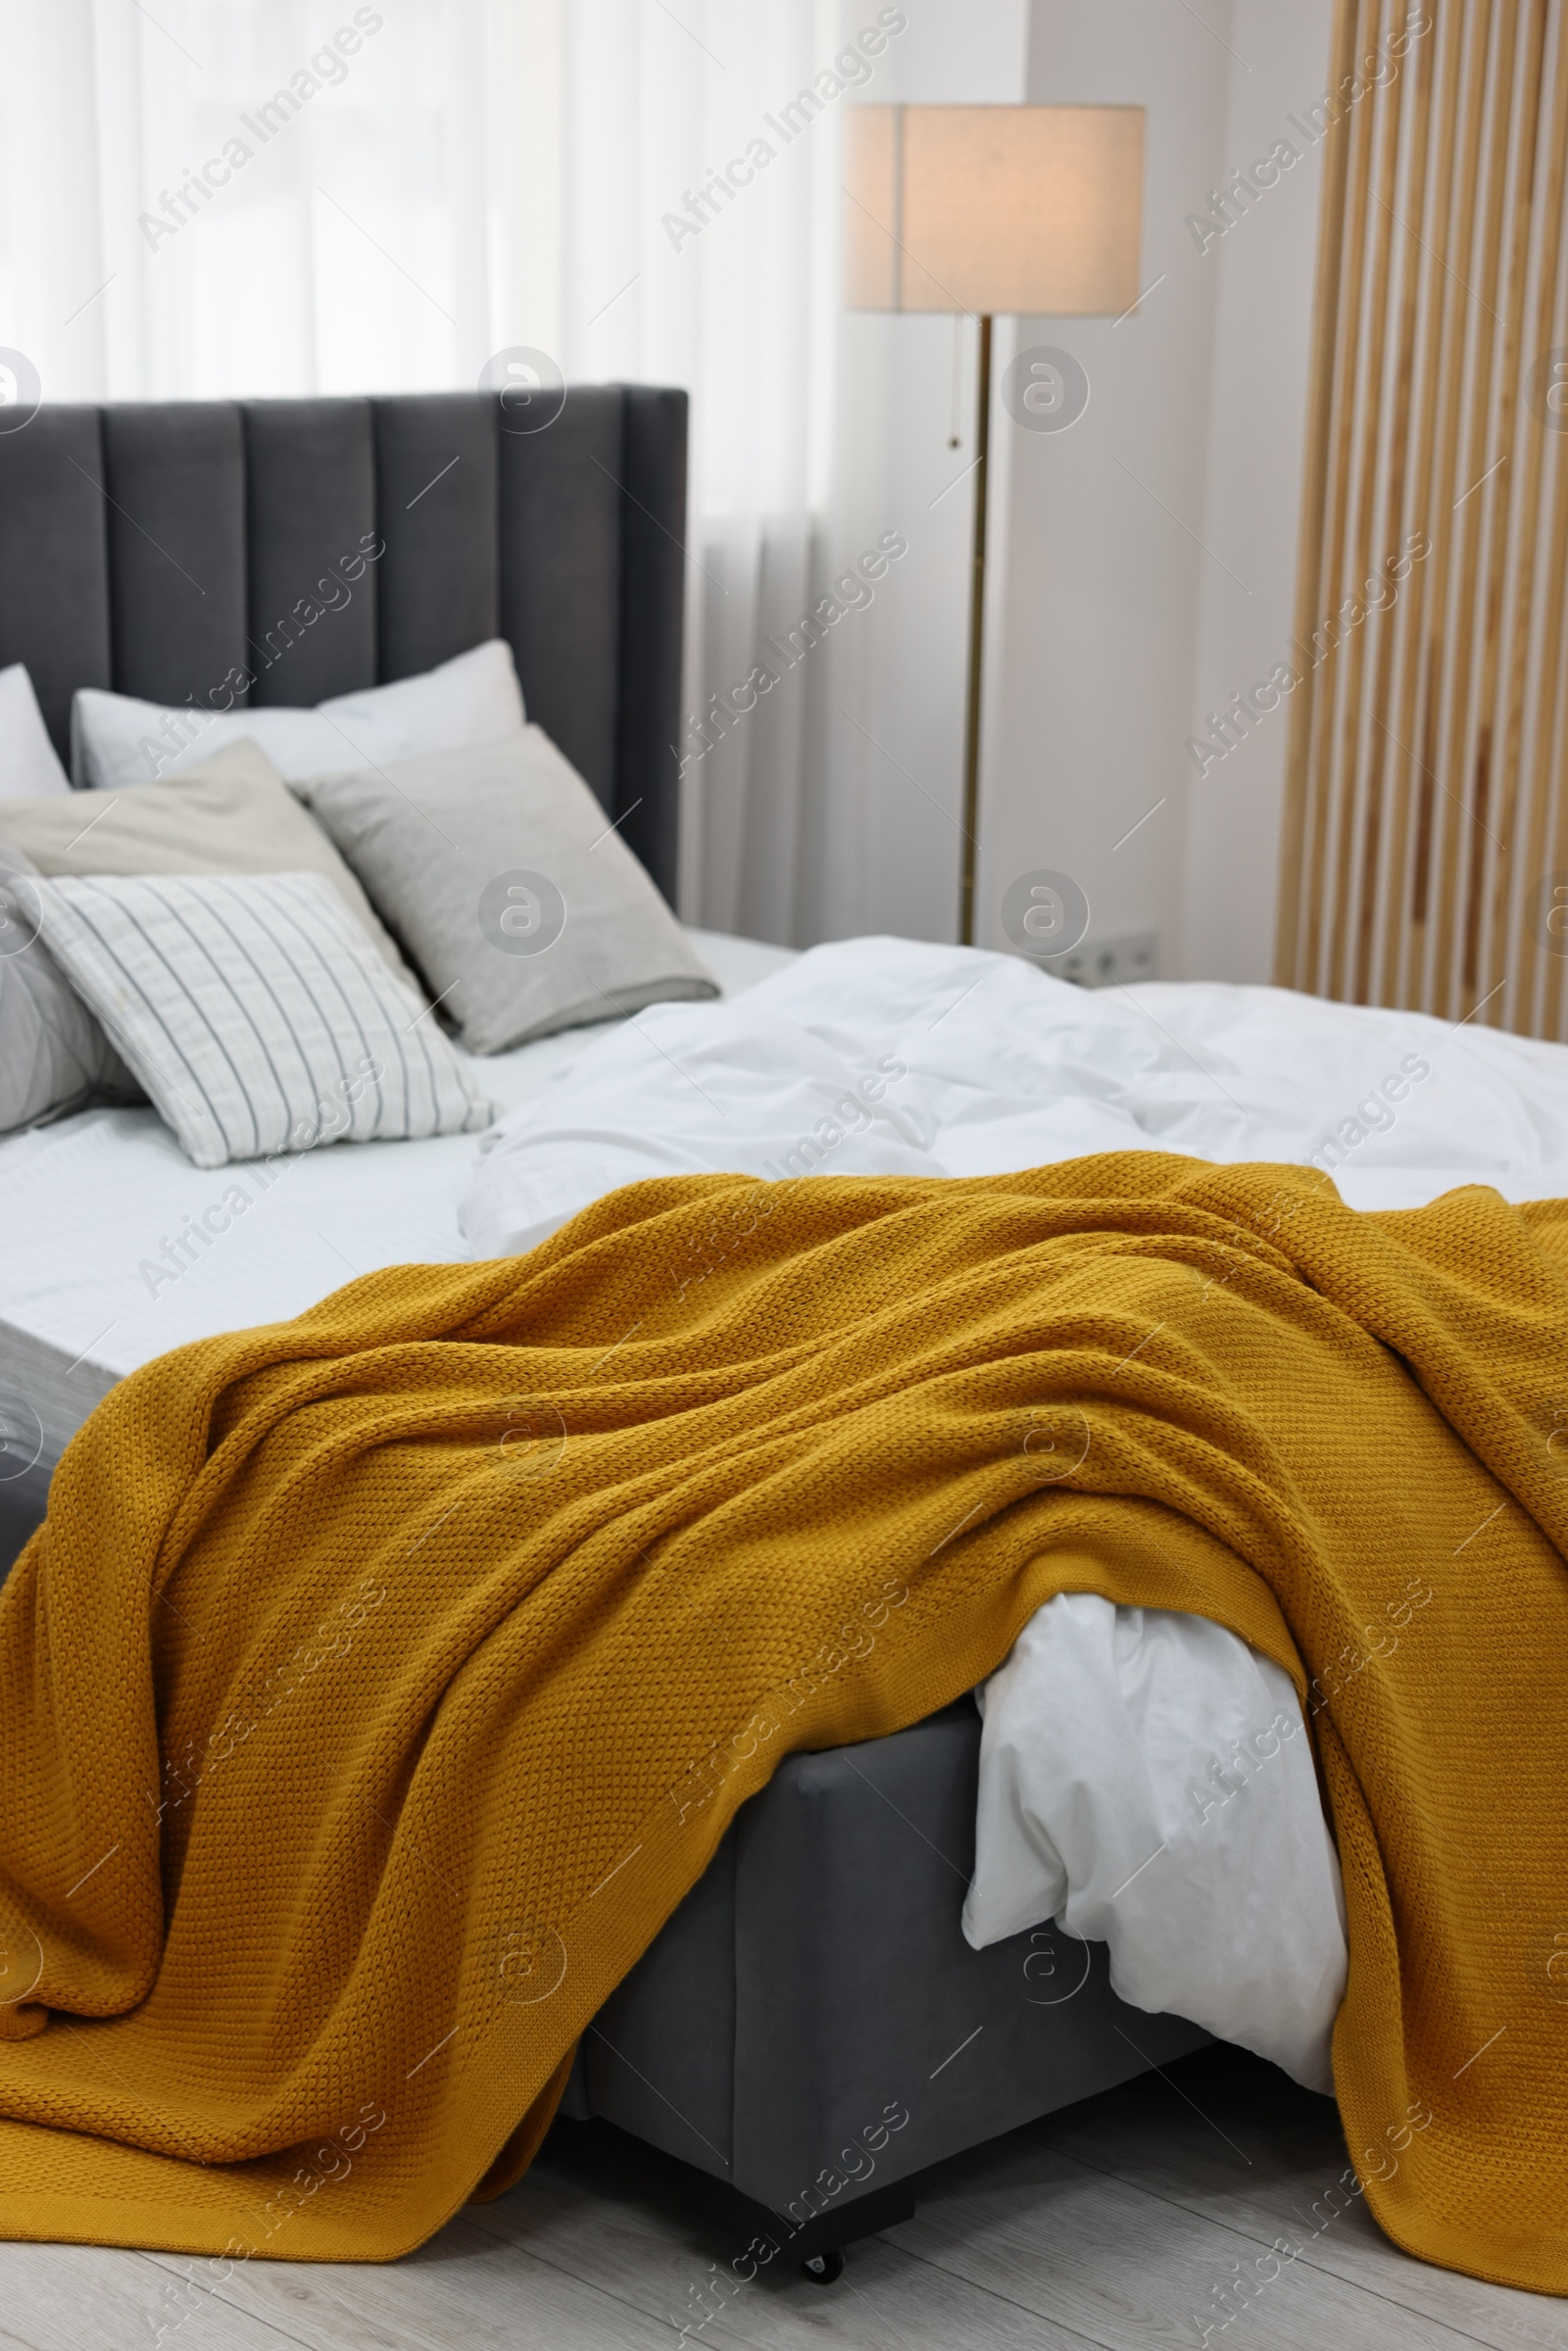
[1520,438,1568,1035]
[1500,5,1568,1030]
[1460,1,1551,1019]
[1376,0,1472,1008]
[1353,1,1440,1004]
[1277,0,1371,990]
[1536,452,1568,1037]
[1430,0,1522,1018]
[1408,0,1496,1002]
[1303,0,1386,995]
[1329,0,1411,1000]
[1284,0,1568,1040]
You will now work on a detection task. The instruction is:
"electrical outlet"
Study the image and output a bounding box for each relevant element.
[1047,929,1159,989]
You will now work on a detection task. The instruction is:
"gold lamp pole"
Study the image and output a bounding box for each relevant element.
[844,105,1146,946]
[958,311,994,947]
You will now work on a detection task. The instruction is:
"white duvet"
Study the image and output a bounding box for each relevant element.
[462,934,1568,2093]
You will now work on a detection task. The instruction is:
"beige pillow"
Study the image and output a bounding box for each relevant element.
[0,739,421,994]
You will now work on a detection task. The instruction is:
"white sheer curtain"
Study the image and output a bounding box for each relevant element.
[0,0,867,939]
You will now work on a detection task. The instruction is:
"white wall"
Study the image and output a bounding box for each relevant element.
[801,0,1030,950]
[1185,0,1338,981]
[960,0,1335,980]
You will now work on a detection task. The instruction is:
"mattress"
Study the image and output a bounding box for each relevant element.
[0,928,795,1471]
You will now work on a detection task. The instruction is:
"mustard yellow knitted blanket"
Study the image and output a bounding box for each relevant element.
[1,1156,1565,2288]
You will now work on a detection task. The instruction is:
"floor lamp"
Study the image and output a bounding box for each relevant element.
[844,105,1145,946]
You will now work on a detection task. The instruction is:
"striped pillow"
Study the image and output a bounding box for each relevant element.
[32,870,492,1170]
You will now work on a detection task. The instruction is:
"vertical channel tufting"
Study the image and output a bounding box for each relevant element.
[498,385,624,816]
[0,386,687,863]
[0,406,112,762]
[615,386,688,903]
[243,400,379,708]
[100,403,248,712]
[372,394,499,683]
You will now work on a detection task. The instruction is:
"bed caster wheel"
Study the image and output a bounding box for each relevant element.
[801,2247,845,2284]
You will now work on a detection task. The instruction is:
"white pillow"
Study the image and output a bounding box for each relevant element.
[31,869,494,1170]
[0,665,72,799]
[71,640,526,792]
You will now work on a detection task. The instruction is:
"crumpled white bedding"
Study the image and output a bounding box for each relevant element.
[965,1597,1347,2092]
[461,932,1568,1256]
[461,932,1568,2091]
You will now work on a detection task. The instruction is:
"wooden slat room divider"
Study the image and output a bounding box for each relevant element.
[1275,0,1568,1037]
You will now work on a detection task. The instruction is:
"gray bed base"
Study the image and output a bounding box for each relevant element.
[0,387,1210,2276]
[560,1695,1205,2271]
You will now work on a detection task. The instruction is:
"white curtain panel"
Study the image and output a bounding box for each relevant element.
[0,0,890,942]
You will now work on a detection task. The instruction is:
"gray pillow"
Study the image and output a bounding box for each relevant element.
[0,837,142,1134]
[295,727,718,1053]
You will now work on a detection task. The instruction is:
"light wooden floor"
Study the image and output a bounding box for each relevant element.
[5,2043,1565,2351]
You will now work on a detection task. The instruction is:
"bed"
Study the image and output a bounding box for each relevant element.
[0,387,1224,2279]
[3,389,1567,2285]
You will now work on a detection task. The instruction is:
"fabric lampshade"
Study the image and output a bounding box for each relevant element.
[845,103,1146,316]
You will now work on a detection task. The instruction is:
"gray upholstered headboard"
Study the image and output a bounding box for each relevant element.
[0,387,687,899]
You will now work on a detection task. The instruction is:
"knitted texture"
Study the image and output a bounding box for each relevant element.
[0,1155,1565,2285]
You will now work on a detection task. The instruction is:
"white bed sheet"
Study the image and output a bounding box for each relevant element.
[0,928,794,1463]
